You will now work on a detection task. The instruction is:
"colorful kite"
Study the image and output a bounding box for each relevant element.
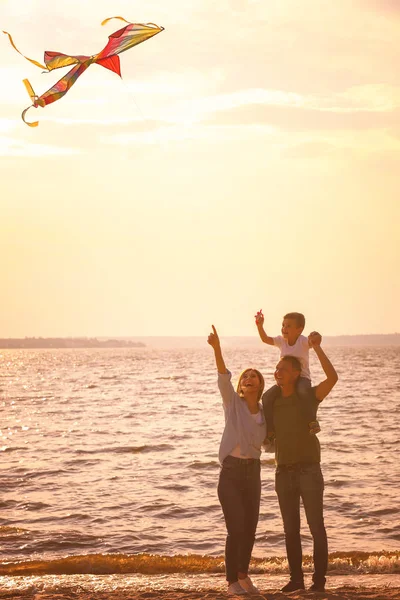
[3,17,164,126]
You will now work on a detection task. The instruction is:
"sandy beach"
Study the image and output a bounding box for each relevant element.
[1,573,400,600]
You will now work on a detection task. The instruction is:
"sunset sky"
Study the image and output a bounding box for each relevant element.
[1,0,399,337]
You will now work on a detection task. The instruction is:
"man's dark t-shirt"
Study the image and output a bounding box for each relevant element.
[274,387,321,466]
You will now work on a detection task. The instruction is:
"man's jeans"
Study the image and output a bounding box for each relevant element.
[275,462,328,585]
[218,455,261,583]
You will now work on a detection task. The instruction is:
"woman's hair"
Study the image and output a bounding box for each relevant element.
[236,368,265,400]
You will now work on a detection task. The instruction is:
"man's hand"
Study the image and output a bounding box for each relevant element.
[308,331,322,348]
[207,325,220,349]
[255,309,264,326]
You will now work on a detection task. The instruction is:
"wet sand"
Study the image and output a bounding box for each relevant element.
[1,573,400,600]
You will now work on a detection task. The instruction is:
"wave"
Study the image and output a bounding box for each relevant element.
[1,551,399,576]
[75,444,173,455]
[0,445,26,452]
[189,461,219,470]
[0,526,28,536]
[155,375,188,381]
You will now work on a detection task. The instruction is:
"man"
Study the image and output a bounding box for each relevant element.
[264,332,338,593]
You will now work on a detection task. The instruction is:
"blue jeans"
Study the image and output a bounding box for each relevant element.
[275,463,327,585]
[218,455,261,583]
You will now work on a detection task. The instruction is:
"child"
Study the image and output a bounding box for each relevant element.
[255,310,321,441]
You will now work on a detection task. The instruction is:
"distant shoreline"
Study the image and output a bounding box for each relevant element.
[0,334,399,349]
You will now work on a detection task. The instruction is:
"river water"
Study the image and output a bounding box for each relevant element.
[1,342,399,572]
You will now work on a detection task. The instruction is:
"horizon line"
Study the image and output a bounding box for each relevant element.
[1,333,399,339]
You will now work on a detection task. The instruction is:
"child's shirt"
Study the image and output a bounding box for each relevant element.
[273,334,310,380]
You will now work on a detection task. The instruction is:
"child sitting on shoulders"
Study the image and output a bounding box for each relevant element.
[255,310,321,441]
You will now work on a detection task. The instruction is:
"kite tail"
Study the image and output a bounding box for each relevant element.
[2,30,47,70]
[3,29,48,126]
[101,16,131,26]
[21,106,38,127]
[21,79,41,127]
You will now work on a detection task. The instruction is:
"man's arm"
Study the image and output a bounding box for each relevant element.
[309,332,338,401]
[255,310,275,345]
[207,325,227,374]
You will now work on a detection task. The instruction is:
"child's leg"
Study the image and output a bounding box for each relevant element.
[296,377,321,435]
[262,385,280,439]
[296,376,312,396]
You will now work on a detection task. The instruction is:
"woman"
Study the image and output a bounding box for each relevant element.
[208,325,266,596]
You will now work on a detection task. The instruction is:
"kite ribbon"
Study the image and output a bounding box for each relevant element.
[3,30,44,126]
[2,30,47,70]
[22,79,39,127]
[101,16,131,26]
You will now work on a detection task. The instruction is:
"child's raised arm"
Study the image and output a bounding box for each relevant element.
[207,325,228,374]
[255,310,275,345]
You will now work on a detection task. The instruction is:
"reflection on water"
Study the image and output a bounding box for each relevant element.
[0,345,399,563]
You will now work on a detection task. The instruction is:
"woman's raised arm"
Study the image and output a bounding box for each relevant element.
[207,325,228,374]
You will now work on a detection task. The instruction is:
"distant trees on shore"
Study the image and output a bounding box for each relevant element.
[0,337,145,349]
